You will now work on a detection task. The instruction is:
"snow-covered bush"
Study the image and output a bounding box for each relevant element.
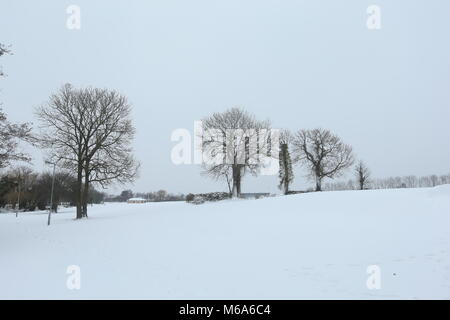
[191,196,205,205]
[186,192,230,204]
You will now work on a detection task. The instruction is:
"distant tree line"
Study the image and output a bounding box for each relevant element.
[105,189,185,202]
[323,173,450,191]
[0,166,105,212]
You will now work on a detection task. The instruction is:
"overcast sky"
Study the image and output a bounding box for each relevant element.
[1,0,449,194]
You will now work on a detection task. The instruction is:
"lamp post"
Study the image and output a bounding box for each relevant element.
[45,160,58,226]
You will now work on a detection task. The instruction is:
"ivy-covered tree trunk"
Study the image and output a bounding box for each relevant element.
[279,143,294,195]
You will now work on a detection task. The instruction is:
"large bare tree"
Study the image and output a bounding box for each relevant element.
[36,84,139,219]
[201,108,272,198]
[293,128,354,191]
[36,84,86,218]
[77,87,139,216]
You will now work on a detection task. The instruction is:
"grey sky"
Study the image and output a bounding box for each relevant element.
[1,0,449,194]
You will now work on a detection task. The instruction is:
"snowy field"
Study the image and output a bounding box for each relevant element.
[1,186,450,300]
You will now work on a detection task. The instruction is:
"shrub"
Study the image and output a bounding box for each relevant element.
[186,192,230,204]
[192,196,205,205]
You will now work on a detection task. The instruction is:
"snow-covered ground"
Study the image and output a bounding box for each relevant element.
[1,186,450,299]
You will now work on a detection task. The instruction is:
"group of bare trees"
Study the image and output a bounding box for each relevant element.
[200,108,357,196]
[2,44,138,219]
[36,84,139,219]
[3,40,449,214]
[323,173,450,191]
[0,166,105,211]
[200,108,450,196]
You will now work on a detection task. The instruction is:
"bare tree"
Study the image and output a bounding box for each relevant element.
[430,174,439,187]
[0,109,32,169]
[155,190,167,201]
[439,174,450,185]
[77,87,139,216]
[419,176,431,188]
[4,166,37,213]
[404,175,418,188]
[36,84,139,219]
[36,84,86,218]
[293,128,354,191]
[0,44,33,168]
[0,43,11,77]
[201,108,272,198]
[0,44,9,55]
[355,160,371,190]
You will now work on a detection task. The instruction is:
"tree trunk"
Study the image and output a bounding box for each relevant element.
[82,161,89,218]
[76,162,83,219]
[232,179,238,198]
[225,174,232,196]
[281,144,289,195]
[231,165,241,198]
[315,179,322,192]
[236,172,241,197]
[284,180,289,195]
